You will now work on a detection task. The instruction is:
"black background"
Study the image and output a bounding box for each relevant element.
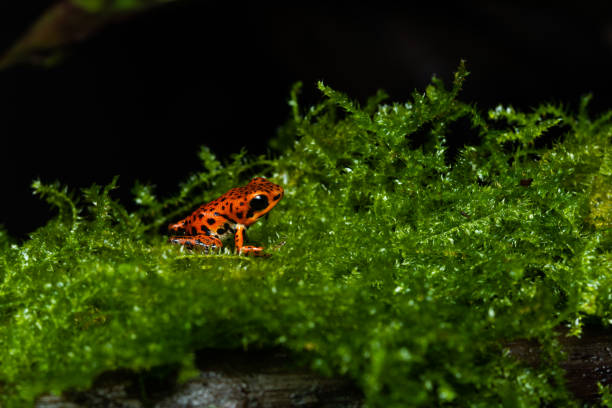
[1,1,612,240]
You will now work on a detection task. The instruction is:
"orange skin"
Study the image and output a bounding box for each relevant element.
[168,177,284,256]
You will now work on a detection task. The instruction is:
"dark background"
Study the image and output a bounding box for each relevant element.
[1,1,612,240]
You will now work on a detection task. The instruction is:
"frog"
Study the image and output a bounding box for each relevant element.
[168,177,284,256]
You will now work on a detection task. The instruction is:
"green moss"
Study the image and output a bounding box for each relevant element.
[1,62,611,406]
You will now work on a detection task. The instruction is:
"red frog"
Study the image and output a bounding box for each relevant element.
[168,177,284,256]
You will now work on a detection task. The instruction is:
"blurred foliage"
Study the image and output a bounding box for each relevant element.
[0,0,178,69]
[600,383,612,408]
[1,62,611,406]
[72,0,176,13]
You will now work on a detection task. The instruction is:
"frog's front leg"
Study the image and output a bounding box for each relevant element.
[234,224,267,256]
[168,220,187,233]
[169,235,223,253]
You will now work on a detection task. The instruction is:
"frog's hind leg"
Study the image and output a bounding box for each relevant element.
[169,235,223,253]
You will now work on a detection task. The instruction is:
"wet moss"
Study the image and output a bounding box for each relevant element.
[1,62,611,406]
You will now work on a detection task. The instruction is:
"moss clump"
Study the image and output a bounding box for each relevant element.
[1,62,611,406]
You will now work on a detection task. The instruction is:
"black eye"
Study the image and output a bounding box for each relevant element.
[249,195,269,211]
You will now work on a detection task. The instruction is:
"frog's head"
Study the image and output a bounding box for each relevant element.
[242,177,284,226]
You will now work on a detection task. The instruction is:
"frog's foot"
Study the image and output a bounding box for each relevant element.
[169,235,222,253]
[239,245,271,257]
[234,225,269,257]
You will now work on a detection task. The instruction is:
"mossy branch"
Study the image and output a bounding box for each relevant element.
[2,64,611,407]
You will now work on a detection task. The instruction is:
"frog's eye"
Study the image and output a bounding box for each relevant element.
[249,194,269,211]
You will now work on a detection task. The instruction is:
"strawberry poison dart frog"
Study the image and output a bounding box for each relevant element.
[168,177,284,256]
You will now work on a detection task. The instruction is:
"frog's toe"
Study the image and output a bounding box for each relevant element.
[239,246,270,257]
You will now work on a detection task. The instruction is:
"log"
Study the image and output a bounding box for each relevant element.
[35,326,612,407]
[507,325,612,404]
[36,348,363,408]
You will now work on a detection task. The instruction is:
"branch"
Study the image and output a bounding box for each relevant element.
[0,0,176,69]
